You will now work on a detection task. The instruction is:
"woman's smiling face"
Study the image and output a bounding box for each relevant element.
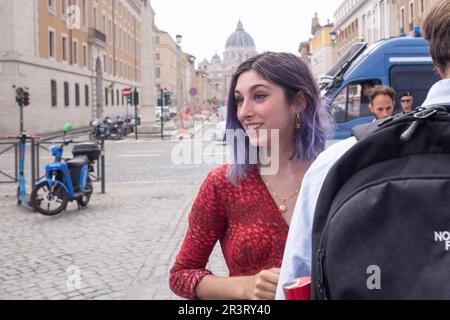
[235,70,298,148]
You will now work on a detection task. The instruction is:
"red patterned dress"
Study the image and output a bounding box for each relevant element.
[169,164,289,300]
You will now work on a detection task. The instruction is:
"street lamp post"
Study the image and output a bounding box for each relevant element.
[176,34,182,46]
[330,31,338,65]
[176,34,183,118]
[133,88,139,141]
[160,88,164,140]
[330,31,337,43]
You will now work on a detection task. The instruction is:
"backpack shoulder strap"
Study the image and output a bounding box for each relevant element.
[351,120,383,141]
[353,106,450,141]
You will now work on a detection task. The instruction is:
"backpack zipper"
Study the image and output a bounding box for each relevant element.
[400,107,445,141]
[316,249,328,300]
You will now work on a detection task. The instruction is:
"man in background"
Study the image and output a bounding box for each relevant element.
[368,85,395,120]
[399,92,414,114]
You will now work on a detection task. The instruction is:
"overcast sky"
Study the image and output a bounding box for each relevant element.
[151,0,344,65]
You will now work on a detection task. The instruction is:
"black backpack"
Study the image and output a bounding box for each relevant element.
[311,105,450,300]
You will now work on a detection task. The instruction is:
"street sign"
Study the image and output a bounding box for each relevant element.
[122,87,131,97]
[189,87,197,97]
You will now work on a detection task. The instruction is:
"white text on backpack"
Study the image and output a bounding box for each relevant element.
[434,231,450,251]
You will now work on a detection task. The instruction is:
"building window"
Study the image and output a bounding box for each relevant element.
[116,89,120,106]
[114,23,118,47]
[111,87,114,106]
[362,14,367,41]
[105,88,109,106]
[380,0,385,39]
[156,67,161,78]
[64,82,69,107]
[75,83,80,106]
[85,85,89,106]
[102,14,106,33]
[62,36,67,61]
[73,40,78,64]
[400,7,405,32]
[48,0,55,11]
[420,0,425,16]
[155,53,160,61]
[48,30,55,58]
[82,0,87,27]
[93,7,97,29]
[51,80,57,107]
[409,1,414,24]
[61,0,67,18]
[109,19,113,46]
[83,45,87,67]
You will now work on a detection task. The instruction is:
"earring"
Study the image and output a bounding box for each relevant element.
[296,114,301,129]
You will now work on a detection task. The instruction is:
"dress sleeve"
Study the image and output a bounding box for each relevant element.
[169,169,227,300]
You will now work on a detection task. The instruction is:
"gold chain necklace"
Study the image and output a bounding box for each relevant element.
[261,177,299,214]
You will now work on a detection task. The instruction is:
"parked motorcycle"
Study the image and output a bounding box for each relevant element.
[89,114,137,141]
[30,123,101,215]
[89,118,109,141]
[104,116,122,140]
[121,115,135,136]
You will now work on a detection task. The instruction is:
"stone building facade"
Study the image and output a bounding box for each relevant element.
[332,0,399,62]
[199,21,258,107]
[0,0,155,137]
[307,13,335,82]
[397,0,441,36]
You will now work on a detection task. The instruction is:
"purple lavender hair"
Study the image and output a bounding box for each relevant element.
[226,52,333,185]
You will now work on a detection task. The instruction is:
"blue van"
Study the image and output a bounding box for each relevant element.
[321,36,441,139]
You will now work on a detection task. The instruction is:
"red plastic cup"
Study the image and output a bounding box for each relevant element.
[283,276,311,300]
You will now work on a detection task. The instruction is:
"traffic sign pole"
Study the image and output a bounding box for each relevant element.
[133,88,139,141]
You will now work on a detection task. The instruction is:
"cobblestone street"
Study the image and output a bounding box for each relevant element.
[0,123,229,300]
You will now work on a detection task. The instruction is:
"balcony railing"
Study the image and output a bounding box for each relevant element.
[88,28,106,47]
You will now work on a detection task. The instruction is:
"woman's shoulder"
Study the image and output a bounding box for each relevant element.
[203,165,261,192]
[209,164,229,177]
[205,164,230,186]
[196,165,233,207]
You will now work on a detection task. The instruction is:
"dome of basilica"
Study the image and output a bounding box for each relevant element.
[225,21,255,48]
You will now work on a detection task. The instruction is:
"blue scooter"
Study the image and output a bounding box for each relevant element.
[30,123,101,215]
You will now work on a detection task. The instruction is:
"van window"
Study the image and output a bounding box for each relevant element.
[390,64,440,110]
[332,80,381,123]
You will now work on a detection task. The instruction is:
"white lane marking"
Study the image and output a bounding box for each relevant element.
[117,154,159,158]
[123,150,165,154]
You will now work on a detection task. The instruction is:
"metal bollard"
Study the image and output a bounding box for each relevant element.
[101,138,105,194]
[14,143,18,182]
[31,139,36,188]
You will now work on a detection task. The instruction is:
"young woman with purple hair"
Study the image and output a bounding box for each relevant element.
[170,52,332,300]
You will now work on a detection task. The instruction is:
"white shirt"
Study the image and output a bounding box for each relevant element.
[275,137,357,299]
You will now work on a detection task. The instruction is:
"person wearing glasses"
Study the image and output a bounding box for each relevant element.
[399,92,414,114]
